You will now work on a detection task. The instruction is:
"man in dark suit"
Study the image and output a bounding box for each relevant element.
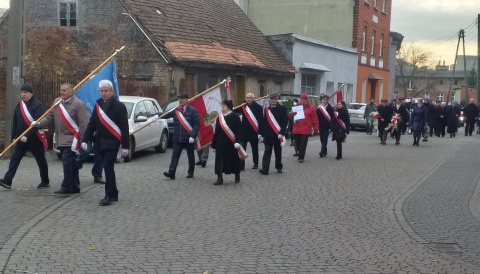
[82,80,129,206]
[162,93,200,180]
[316,95,334,157]
[377,99,393,145]
[233,92,264,170]
[259,94,288,175]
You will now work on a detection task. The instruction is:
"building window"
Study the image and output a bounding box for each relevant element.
[452,94,456,101]
[364,0,370,4]
[439,79,444,85]
[59,2,77,27]
[301,74,316,94]
[408,79,414,90]
[382,0,386,12]
[374,0,378,8]
[362,27,367,52]
[438,93,444,102]
[454,80,458,85]
[371,31,376,55]
[379,34,384,57]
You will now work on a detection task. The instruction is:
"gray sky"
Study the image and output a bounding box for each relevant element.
[391,0,479,65]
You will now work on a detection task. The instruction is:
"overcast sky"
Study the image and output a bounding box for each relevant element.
[0,0,477,66]
[392,0,479,66]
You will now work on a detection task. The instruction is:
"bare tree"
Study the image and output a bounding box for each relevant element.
[395,43,433,98]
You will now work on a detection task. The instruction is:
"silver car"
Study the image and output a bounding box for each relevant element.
[347,103,367,130]
[53,96,169,162]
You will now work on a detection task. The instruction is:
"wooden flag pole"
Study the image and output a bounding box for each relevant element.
[130,78,228,135]
[233,95,271,110]
[0,46,126,157]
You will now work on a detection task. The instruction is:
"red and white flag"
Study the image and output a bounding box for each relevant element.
[189,86,222,150]
[329,85,345,107]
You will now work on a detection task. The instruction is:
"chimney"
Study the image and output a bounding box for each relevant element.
[443,60,445,66]
[438,61,441,66]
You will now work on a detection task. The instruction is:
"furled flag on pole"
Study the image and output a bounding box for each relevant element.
[329,84,345,107]
[189,86,222,150]
[75,60,121,114]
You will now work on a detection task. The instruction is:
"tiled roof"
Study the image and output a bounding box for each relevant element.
[121,0,295,75]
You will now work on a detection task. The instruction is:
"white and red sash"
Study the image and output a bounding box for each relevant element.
[57,103,81,152]
[317,105,331,123]
[218,114,248,159]
[95,103,123,160]
[19,100,48,151]
[334,112,347,133]
[265,106,286,146]
[390,114,400,134]
[242,105,259,133]
[175,108,201,148]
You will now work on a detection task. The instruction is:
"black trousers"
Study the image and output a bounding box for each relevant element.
[336,140,342,158]
[262,143,283,171]
[293,134,309,159]
[100,149,118,199]
[240,138,259,168]
[168,142,195,175]
[465,121,475,135]
[59,147,80,193]
[4,139,49,184]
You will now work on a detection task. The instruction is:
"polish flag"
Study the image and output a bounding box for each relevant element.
[189,86,222,150]
[329,85,344,107]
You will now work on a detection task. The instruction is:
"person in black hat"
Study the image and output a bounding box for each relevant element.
[162,93,200,180]
[259,94,288,175]
[377,98,393,145]
[212,100,242,185]
[0,83,50,190]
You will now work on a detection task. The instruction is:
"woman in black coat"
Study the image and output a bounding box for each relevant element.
[446,101,460,137]
[331,101,350,160]
[211,100,242,185]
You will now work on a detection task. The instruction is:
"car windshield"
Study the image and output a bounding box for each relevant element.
[278,94,300,100]
[163,100,179,112]
[122,102,134,118]
[347,104,365,110]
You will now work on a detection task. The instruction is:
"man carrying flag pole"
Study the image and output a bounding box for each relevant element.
[0,84,50,190]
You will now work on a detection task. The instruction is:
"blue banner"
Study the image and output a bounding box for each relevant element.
[75,60,120,114]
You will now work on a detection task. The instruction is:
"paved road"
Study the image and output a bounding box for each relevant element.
[1,130,480,273]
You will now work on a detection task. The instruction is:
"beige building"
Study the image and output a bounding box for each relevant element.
[234,0,355,48]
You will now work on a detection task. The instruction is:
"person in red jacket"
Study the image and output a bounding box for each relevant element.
[290,93,319,163]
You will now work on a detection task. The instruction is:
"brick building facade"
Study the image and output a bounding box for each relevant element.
[353,0,392,103]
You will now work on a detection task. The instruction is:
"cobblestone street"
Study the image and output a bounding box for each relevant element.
[1,130,480,273]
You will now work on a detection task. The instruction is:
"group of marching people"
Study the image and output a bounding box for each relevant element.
[0,81,128,206]
[364,97,479,146]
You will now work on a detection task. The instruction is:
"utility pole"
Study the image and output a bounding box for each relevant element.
[447,30,461,104]
[461,29,468,104]
[5,0,25,154]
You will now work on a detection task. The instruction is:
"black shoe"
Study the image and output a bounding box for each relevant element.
[54,189,73,195]
[422,139,427,142]
[277,169,282,173]
[93,177,106,184]
[195,161,202,165]
[319,152,324,158]
[259,169,268,175]
[382,142,386,145]
[290,142,294,146]
[293,153,299,156]
[99,197,114,206]
[163,171,175,180]
[186,173,194,178]
[298,158,304,163]
[369,132,372,135]
[416,143,419,146]
[201,161,206,168]
[37,181,50,189]
[0,179,12,189]
[335,156,342,160]
[214,176,223,185]
[235,174,240,183]
[395,142,400,145]
[252,164,258,169]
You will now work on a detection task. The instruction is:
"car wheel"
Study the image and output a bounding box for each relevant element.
[155,130,168,153]
[124,138,134,162]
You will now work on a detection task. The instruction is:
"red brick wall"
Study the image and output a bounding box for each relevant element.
[354,0,391,68]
